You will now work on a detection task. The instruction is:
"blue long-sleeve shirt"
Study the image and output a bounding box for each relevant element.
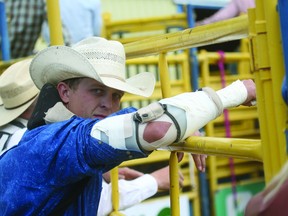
[0,108,147,215]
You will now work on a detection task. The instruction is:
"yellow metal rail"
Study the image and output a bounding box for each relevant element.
[167,136,262,162]
[124,15,249,59]
[249,0,286,182]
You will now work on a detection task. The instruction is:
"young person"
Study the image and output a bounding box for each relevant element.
[0,37,257,215]
[0,58,184,215]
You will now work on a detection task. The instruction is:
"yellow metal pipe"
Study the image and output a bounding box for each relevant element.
[249,0,287,182]
[159,53,171,97]
[170,151,180,216]
[262,0,287,176]
[159,53,181,215]
[199,50,218,216]
[166,136,262,162]
[104,13,187,30]
[109,167,125,216]
[46,0,64,45]
[197,52,250,62]
[124,15,249,59]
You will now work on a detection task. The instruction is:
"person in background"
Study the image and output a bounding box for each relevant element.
[4,0,45,58]
[245,160,288,216]
[0,59,38,154]
[42,0,102,46]
[196,0,255,26]
[0,37,256,215]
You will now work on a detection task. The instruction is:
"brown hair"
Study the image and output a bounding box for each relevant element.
[62,78,84,91]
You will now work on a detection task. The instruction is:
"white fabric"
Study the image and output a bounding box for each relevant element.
[90,113,139,152]
[44,102,75,124]
[216,79,247,108]
[0,118,27,155]
[160,79,247,141]
[160,91,221,141]
[5,128,27,152]
[97,174,158,216]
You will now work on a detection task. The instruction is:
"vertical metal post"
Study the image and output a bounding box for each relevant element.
[248,0,286,182]
[109,167,124,216]
[0,1,10,61]
[46,0,64,45]
[159,52,180,215]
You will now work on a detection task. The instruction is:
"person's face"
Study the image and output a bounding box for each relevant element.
[57,78,124,119]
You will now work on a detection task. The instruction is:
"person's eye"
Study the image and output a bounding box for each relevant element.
[113,92,124,101]
[91,88,104,95]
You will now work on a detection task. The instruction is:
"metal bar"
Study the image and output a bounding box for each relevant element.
[46,0,64,45]
[167,136,263,162]
[159,53,181,216]
[124,15,249,59]
[250,0,287,182]
[0,2,10,61]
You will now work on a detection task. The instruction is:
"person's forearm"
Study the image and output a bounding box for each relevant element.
[197,1,239,25]
[90,80,249,152]
[98,175,157,215]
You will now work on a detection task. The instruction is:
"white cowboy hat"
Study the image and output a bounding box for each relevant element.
[30,37,155,97]
[0,59,39,127]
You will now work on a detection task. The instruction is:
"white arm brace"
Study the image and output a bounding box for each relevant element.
[90,80,248,152]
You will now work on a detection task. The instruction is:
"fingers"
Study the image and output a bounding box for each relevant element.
[192,154,207,172]
[118,167,144,180]
[102,171,111,183]
[242,79,257,106]
[177,152,184,162]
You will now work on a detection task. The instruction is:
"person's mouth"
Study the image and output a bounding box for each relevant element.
[93,114,107,119]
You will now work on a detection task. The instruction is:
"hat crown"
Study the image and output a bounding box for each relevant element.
[0,59,39,109]
[73,37,126,81]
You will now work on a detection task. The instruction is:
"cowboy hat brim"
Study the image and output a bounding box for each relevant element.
[30,46,155,97]
[0,97,37,127]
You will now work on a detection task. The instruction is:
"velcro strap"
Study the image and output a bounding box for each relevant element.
[133,102,165,123]
[201,87,223,117]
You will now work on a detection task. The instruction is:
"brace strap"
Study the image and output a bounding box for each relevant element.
[133,102,165,123]
[133,102,181,142]
[200,87,223,117]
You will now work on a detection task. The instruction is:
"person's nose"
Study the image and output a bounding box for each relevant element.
[100,94,113,110]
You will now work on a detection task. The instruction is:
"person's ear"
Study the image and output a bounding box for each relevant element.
[57,82,70,103]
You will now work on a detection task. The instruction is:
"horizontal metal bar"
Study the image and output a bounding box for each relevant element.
[124,15,249,59]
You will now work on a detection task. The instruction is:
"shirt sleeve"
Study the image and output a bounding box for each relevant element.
[97,174,158,216]
[198,1,239,25]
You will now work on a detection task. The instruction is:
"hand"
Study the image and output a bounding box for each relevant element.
[242,79,257,106]
[192,154,207,172]
[191,130,207,172]
[102,167,144,183]
[150,166,184,191]
[118,167,144,180]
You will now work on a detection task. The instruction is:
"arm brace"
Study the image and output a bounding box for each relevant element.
[90,80,247,152]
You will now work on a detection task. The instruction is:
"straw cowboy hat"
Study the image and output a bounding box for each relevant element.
[0,59,39,127]
[30,37,155,97]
